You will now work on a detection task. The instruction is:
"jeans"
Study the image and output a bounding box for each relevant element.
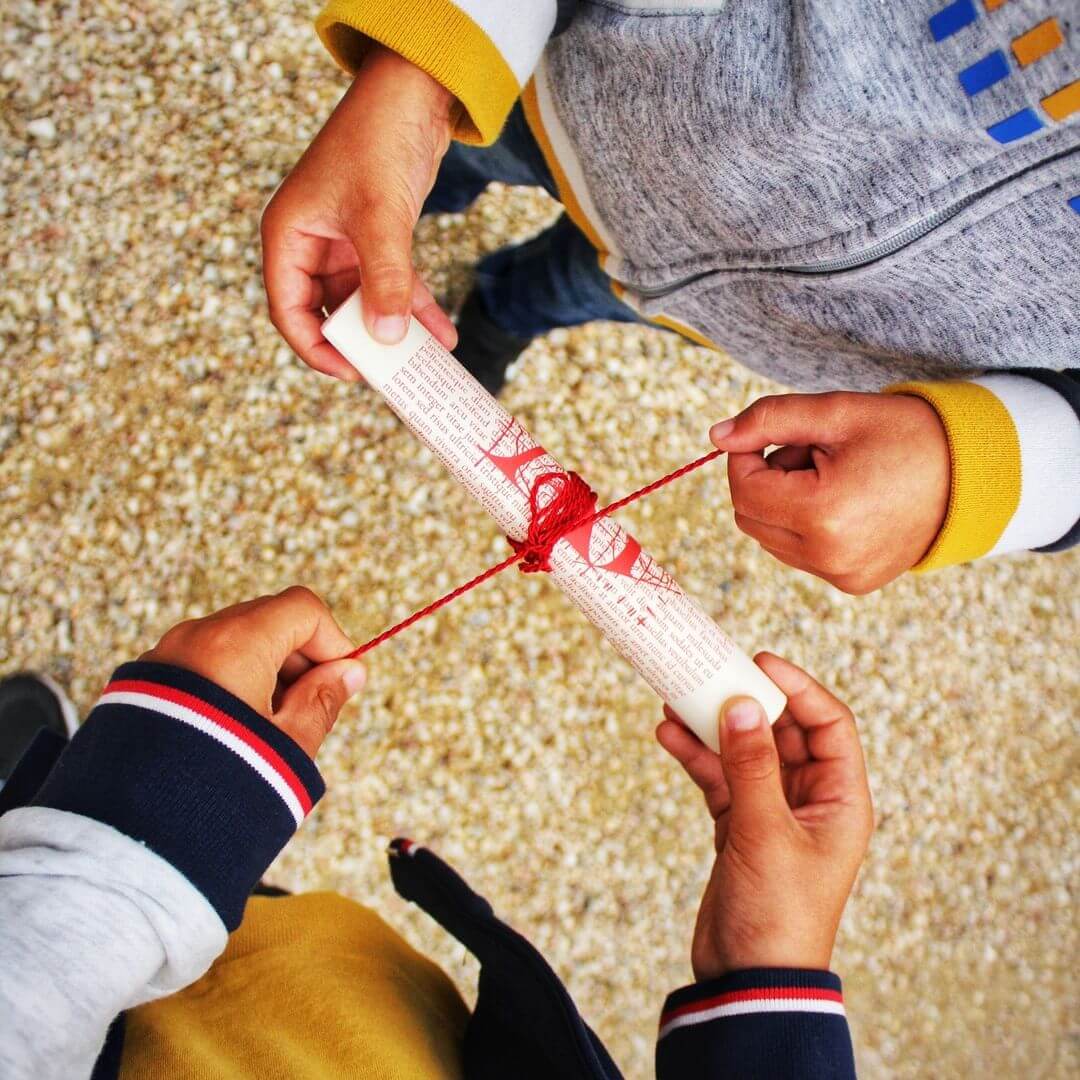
[423,104,639,339]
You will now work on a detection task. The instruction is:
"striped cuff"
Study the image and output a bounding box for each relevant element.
[889,376,1080,569]
[659,969,845,1041]
[656,969,854,1079]
[316,0,556,145]
[31,662,324,930]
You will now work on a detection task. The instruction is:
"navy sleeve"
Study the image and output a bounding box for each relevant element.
[30,661,325,930]
[656,969,856,1079]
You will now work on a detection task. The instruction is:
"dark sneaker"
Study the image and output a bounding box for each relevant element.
[0,672,77,782]
[453,290,532,397]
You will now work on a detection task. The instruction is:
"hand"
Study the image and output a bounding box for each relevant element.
[709,391,950,593]
[261,44,458,379]
[142,586,366,758]
[657,653,873,980]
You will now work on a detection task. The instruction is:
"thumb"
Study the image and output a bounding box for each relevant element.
[349,195,417,345]
[709,393,845,454]
[718,697,790,830]
[274,659,366,759]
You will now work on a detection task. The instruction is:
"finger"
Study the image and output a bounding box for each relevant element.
[262,221,362,381]
[767,444,814,471]
[278,651,314,686]
[242,586,357,671]
[412,276,457,351]
[710,393,850,454]
[656,710,731,819]
[773,710,810,768]
[320,266,363,314]
[733,512,803,555]
[274,658,366,758]
[349,196,416,344]
[728,453,821,531]
[753,654,866,773]
[717,697,791,831]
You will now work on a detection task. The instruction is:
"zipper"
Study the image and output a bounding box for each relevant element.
[777,195,976,274]
[626,141,1078,297]
[629,194,975,297]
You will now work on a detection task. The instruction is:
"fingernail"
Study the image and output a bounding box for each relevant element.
[371,315,407,344]
[710,418,735,443]
[724,698,763,733]
[342,663,366,697]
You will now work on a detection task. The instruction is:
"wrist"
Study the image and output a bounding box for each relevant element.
[363,41,456,125]
[694,943,833,982]
[693,916,836,982]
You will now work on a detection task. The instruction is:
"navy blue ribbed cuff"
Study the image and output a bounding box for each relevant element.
[657,969,854,1079]
[32,661,325,929]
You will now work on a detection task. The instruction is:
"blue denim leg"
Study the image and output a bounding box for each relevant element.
[474,214,640,338]
[424,104,639,337]
[424,103,558,213]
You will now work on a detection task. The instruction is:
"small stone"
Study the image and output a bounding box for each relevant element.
[27,117,57,141]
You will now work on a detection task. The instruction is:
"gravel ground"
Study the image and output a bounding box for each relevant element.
[2,4,1078,1077]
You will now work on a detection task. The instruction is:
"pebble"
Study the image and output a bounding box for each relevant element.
[26,116,56,141]
[1,4,1077,1077]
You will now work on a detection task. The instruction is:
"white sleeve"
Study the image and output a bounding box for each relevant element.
[974,374,1080,555]
[0,807,226,1080]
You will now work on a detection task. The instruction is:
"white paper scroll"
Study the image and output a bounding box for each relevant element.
[323,291,785,749]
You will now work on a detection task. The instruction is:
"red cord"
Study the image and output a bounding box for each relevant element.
[346,447,725,659]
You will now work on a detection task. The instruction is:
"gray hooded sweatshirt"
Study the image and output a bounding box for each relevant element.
[315,0,1080,562]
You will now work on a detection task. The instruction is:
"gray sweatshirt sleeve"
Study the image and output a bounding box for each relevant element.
[0,807,226,1080]
[0,660,327,1077]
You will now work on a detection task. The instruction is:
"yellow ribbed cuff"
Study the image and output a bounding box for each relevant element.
[887,381,1021,571]
[316,0,521,145]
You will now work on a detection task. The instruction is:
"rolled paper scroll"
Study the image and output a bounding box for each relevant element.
[323,291,785,749]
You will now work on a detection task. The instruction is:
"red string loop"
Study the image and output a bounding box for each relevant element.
[346,446,725,659]
[507,470,597,573]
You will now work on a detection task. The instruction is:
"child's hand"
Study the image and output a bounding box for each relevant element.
[657,654,873,980]
[709,391,949,593]
[142,586,366,758]
[261,44,458,379]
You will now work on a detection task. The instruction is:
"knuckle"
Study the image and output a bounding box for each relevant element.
[312,684,340,730]
[726,744,777,781]
[362,261,413,297]
[280,584,322,610]
[198,622,244,657]
[156,620,193,649]
[745,395,782,431]
[814,512,846,543]
[820,390,857,423]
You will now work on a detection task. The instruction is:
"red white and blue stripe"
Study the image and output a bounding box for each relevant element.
[659,984,845,1040]
[98,679,313,826]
